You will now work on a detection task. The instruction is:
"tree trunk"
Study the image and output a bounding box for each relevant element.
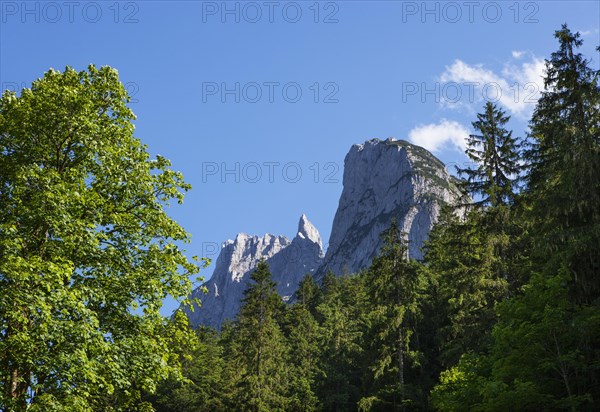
[398,327,405,404]
[553,331,576,412]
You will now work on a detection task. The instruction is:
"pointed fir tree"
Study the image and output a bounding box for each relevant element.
[457,101,520,208]
[284,292,322,411]
[231,260,290,411]
[422,206,507,366]
[361,219,424,410]
[296,273,321,316]
[316,274,366,411]
[524,24,600,302]
[456,102,524,302]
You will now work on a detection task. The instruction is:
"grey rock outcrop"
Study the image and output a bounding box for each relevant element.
[185,214,324,328]
[316,138,461,278]
[185,138,461,329]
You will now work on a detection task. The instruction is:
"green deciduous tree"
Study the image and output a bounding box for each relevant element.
[0,66,201,411]
[149,326,226,412]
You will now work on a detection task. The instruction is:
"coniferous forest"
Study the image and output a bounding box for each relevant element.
[1,25,599,411]
[147,26,600,412]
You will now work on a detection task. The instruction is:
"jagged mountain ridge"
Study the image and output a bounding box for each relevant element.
[184,215,324,329]
[185,138,461,328]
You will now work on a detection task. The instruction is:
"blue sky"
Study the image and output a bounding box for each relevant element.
[2,0,599,314]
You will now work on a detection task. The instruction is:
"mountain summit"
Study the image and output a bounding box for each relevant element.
[185,138,461,328]
[316,137,462,278]
[297,213,322,247]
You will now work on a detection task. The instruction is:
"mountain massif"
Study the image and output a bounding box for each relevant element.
[185,138,462,328]
[316,138,462,278]
[185,215,324,328]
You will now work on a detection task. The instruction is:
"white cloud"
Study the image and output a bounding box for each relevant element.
[408,119,469,154]
[438,54,546,119]
[578,28,599,37]
[512,50,525,59]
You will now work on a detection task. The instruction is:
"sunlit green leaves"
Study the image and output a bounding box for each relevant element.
[0,65,199,410]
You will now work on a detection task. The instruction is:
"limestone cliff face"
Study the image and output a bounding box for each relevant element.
[316,138,461,278]
[184,215,323,328]
[185,138,460,328]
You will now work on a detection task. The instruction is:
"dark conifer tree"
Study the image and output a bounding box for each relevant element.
[296,273,321,316]
[285,287,322,411]
[525,24,600,302]
[432,26,600,411]
[360,220,424,411]
[457,101,520,208]
[232,260,290,411]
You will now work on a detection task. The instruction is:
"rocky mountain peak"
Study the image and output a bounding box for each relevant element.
[297,214,322,248]
[183,215,324,328]
[316,137,461,278]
